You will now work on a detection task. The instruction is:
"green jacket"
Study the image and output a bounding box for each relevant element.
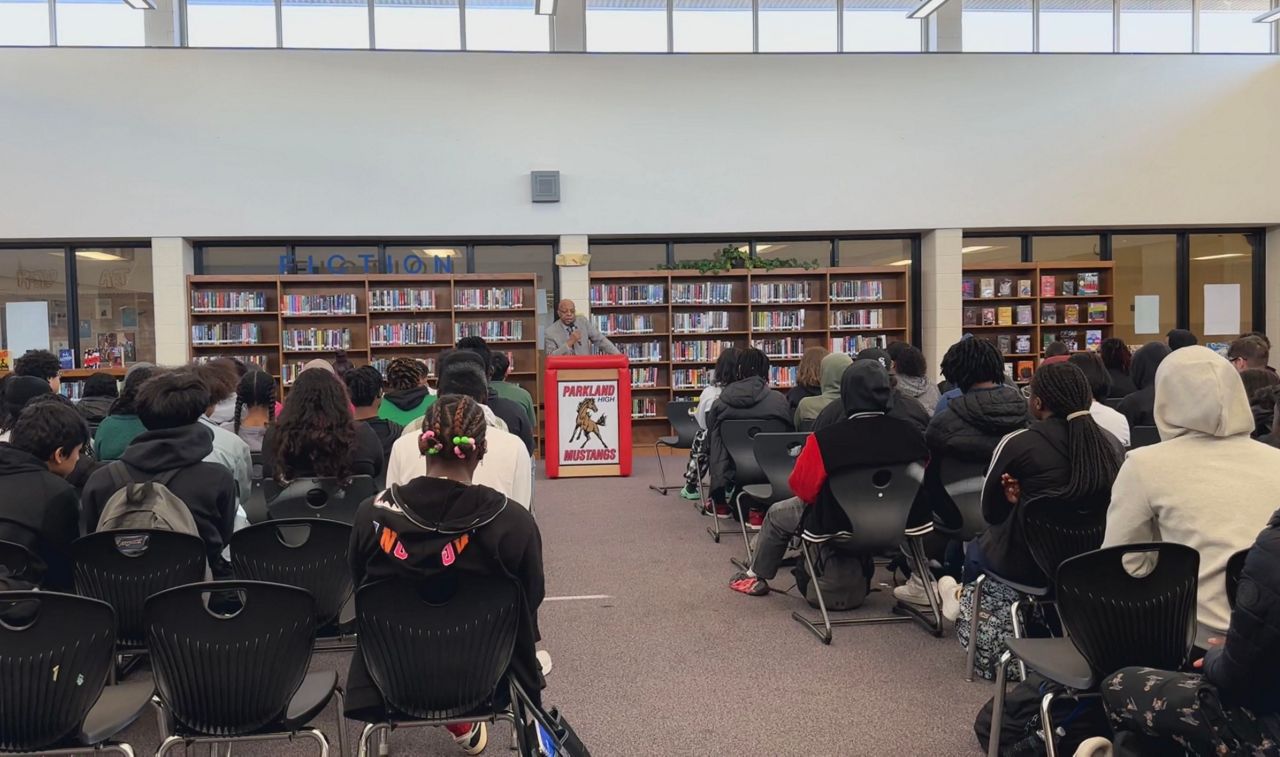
[492,381,536,428]
[94,414,148,461]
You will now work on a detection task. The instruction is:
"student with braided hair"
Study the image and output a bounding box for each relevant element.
[346,394,544,753]
[376,356,433,427]
[222,369,275,453]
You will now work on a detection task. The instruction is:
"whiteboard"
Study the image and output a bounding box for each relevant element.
[5,301,51,358]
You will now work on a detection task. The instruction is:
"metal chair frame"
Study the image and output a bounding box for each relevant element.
[650,400,700,495]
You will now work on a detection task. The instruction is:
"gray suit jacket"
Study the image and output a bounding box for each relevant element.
[544,316,620,356]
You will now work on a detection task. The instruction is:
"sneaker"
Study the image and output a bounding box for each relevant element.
[892,573,935,608]
[729,571,769,596]
[937,576,963,622]
[746,510,765,531]
[451,722,487,755]
[679,485,701,501]
[713,503,732,519]
[536,649,553,676]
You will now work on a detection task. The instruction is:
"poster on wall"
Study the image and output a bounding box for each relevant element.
[556,379,620,468]
[1133,295,1161,335]
[1203,284,1241,337]
[5,301,50,359]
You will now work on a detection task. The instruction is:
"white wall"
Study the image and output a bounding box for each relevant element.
[0,49,1277,241]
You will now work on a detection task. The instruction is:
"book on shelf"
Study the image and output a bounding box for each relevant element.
[1015,334,1031,354]
[672,311,730,333]
[618,341,664,363]
[751,309,806,331]
[979,278,995,299]
[831,309,882,330]
[369,322,437,347]
[997,335,1011,355]
[1041,303,1057,325]
[195,354,270,371]
[454,287,525,310]
[453,320,524,342]
[671,340,733,363]
[1018,279,1032,297]
[1058,330,1081,352]
[1004,363,1015,384]
[1015,305,1032,325]
[368,288,438,312]
[1061,280,1076,296]
[1085,330,1103,351]
[283,327,351,351]
[1016,361,1035,381]
[754,336,805,360]
[632,396,659,419]
[671,282,735,305]
[981,308,996,326]
[769,365,798,388]
[830,335,887,354]
[1088,302,1108,323]
[281,294,358,316]
[672,367,712,389]
[192,291,267,313]
[1077,272,1100,295]
[593,313,656,335]
[997,307,1013,326]
[997,278,1013,297]
[589,283,665,307]
[963,307,979,326]
[750,281,811,304]
[1041,276,1056,297]
[1064,304,1080,324]
[191,322,262,346]
[961,280,975,299]
[630,366,660,388]
[829,280,883,303]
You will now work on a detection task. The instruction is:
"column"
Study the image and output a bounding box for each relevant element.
[921,229,963,381]
[143,0,180,46]
[552,0,587,51]
[556,234,591,314]
[151,237,194,365]
[1268,226,1280,365]
[926,0,962,52]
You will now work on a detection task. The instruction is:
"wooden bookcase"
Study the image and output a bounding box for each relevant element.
[589,266,910,447]
[961,261,1115,384]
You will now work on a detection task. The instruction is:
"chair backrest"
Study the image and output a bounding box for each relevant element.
[265,475,378,524]
[1057,543,1199,680]
[146,581,316,736]
[1226,547,1249,610]
[1130,425,1161,448]
[752,432,809,502]
[0,539,38,586]
[720,419,789,487]
[1021,494,1110,585]
[249,451,264,479]
[230,519,353,628]
[811,462,926,553]
[0,592,115,752]
[71,529,208,649]
[932,458,988,540]
[665,400,700,447]
[356,573,521,720]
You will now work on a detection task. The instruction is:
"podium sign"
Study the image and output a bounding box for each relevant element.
[544,355,632,479]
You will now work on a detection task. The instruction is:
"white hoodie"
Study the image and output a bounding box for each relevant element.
[1103,345,1280,635]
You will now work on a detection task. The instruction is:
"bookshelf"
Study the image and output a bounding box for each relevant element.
[589,267,910,447]
[960,261,1115,384]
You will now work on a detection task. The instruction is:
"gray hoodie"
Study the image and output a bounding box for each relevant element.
[795,353,853,431]
[895,374,940,419]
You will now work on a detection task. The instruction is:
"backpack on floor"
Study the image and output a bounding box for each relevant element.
[793,546,873,611]
[974,672,1110,756]
[96,461,199,536]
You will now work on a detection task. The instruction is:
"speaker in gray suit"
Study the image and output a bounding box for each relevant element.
[544,299,620,356]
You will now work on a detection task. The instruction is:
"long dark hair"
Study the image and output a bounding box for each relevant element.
[1099,338,1131,374]
[109,366,160,416]
[1029,363,1122,501]
[233,370,276,433]
[271,368,355,482]
[713,348,740,387]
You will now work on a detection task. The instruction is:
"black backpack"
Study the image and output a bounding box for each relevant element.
[792,546,873,612]
[974,673,1110,756]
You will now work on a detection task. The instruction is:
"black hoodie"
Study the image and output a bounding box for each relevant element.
[75,396,115,425]
[80,423,237,576]
[346,478,544,717]
[706,376,794,491]
[0,444,81,591]
[1118,341,1171,429]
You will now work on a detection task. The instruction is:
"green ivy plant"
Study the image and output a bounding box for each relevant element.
[658,245,819,273]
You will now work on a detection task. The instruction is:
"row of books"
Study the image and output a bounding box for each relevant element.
[194,354,270,370]
[963,278,1034,299]
[1004,362,1037,383]
[59,381,91,400]
[965,301,1109,327]
[1043,272,1101,297]
[751,309,807,331]
[453,321,524,342]
[283,328,351,351]
[769,365,797,388]
[830,280,885,303]
[281,294,358,315]
[673,311,730,333]
[369,288,439,312]
[631,366,661,388]
[754,336,806,359]
[750,281,811,304]
[1044,329,1105,352]
[671,282,735,305]
[594,314,657,335]
[632,397,660,419]
[370,357,437,377]
[454,287,525,310]
[830,334,888,354]
[370,322,439,347]
[984,334,1035,355]
[589,284,665,306]
[671,340,733,363]
[192,291,268,313]
[192,322,263,346]
[1042,302,1108,325]
[964,272,1103,299]
[618,342,665,363]
[831,309,884,330]
[673,367,711,390]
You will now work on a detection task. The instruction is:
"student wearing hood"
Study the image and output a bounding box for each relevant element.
[1104,345,1280,638]
[730,359,928,597]
[1117,341,1171,429]
[812,348,929,434]
[892,345,941,419]
[706,348,793,521]
[794,352,852,432]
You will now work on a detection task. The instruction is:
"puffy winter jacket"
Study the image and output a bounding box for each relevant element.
[925,385,1029,464]
[707,376,793,491]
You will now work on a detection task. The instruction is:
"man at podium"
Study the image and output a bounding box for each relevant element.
[544,299,620,356]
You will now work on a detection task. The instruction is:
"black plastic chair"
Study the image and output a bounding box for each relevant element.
[930,458,989,541]
[266,476,378,524]
[989,543,1199,757]
[147,581,344,757]
[1226,547,1249,610]
[71,530,207,668]
[0,591,153,757]
[650,400,700,495]
[0,539,38,587]
[354,574,527,756]
[733,432,809,567]
[230,518,356,651]
[1130,425,1161,448]
[792,461,939,644]
[709,419,788,546]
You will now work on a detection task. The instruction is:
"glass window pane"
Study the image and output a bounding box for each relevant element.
[756,240,830,267]
[0,0,51,45]
[473,245,555,354]
[586,0,667,51]
[963,0,1033,51]
[465,0,550,51]
[187,0,277,47]
[1200,0,1271,52]
[672,0,752,52]
[843,0,921,51]
[672,241,749,266]
[1119,0,1191,52]
[1190,233,1254,342]
[838,239,912,267]
[55,0,145,46]
[1039,0,1113,52]
[1032,235,1102,263]
[76,247,155,368]
[281,0,369,48]
[382,245,464,274]
[374,0,460,49]
[589,243,668,271]
[0,249,71,356]
[1112,234,1176,349]
[758,0,836,52]
[962,236,1022,264]
[199,246,288,275]
[292,245,384,274]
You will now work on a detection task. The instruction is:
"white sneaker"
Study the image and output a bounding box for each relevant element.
[892,573,933,608]
[536,649,553,676]
[452,722,487,755]
[1073,736,1113,757]
[938,576,962,622]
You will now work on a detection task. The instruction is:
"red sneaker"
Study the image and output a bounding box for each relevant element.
[713,503,732,519]
[747,510,765,530]
[729,571,769,596]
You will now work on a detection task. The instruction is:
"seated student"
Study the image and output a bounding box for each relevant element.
[893,344,940,419]
[81,371,238,577]
[191,364,253,517]
[93,364,157,461]
[0,376,53,443]
[387,361,531,508]
[1228,334,1271,372]
[347,394,544,754]
[0,398,89,591]
[203,357,245,426]
[1100,338,1137,399]
[844,347,931,434]
[223,368,275,453]
[1167,328,1199,351]
[706,348,793,523]
[455,337,534,455]
[262,368,384,483]
[75,372,119,425]
[376,357,433,427]
[1101,510,1280,756]
[678,348,740,501]
[785,346,827,412]
[794,352,853,432]
[14,349,62,393]
[729,360,928,596]
[344,365,402,463]
[1068,352,1130,447]
[1104,345,1280,637]
[489,351,536,429]
[1117,341,1171,429]
[1241,368,1280,439]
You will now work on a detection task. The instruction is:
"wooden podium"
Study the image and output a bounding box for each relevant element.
[543,355,632,479]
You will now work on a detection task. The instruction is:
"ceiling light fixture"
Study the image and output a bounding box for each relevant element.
[888,259,912,266]
[909,0,952,19]
[961,245,996,254]
[413,248,459,258]
[1253,6,1280,22]
[1191,253,1246,261]
[75,249,129,261]
[535,0,556,15]
[123,0,156,10]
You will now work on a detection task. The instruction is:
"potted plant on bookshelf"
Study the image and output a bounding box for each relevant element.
[658,245,818,273]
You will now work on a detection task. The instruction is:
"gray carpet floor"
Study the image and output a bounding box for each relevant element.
[110,455,992,756]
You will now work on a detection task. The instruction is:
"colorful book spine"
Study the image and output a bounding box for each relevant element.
[672,311,730,333]
[670,282,735,305]
[749,281,811,304]
[282,328,351,351]
[671,340,734,363]
[632,397,659,419]
[630,366,661,388]
[281,294,358,315]
[369,322,438,347]
[194,354,270,370]
[751,309,806,331]
[589,283,665,306]
[831,309,884,330]
[593,314,657,335]
[191,291,268,313]
[618,341,664,363]
[754,337,805,359]
[368,288,438,311]
[454,287,525,310]
[830,334,888,354]
[672,367,712,389]
[769,365,798,387]
[191,322,262,346]
[830,280,884,303]
[453,320,524,342]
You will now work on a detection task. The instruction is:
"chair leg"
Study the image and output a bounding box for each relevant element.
[896,537,944,637]
[1040,692,1058,757]
[106,744,136,757]
[736,491,755,567]
[377,728,389,757]
[965,574,987,682]
[301,727,331,757]
[1010,600,1029,681]
[333,688,348,757]
[790,541,833,645]
[648,442,670,494]
[356,723,380,757]
[988,650,1013,757]
[156,735,185,757]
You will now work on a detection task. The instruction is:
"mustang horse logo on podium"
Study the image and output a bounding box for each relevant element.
[544,354,632,478]
[568,397,609,449]
[557,382,619,465]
